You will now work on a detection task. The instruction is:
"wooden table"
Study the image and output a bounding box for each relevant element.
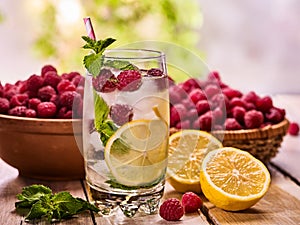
[1,94,300,225]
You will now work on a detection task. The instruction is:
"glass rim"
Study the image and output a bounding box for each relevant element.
[103,48,165,60]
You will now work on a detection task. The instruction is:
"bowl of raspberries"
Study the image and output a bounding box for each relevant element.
[169,71,289,163]
[0,65,85,180]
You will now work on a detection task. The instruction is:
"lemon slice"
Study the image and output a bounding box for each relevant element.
[200,147,271,211]
[105,119,168,187]
[167,130,223,193]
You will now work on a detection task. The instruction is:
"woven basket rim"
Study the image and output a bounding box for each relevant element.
[211,118,289,140]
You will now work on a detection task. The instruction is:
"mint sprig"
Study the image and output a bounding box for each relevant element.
[82,36,116,77]
[15,184,99,223]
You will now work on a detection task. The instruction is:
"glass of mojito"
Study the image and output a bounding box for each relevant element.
[82,49,169,217]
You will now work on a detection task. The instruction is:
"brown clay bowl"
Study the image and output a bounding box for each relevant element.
[0,114,84,180]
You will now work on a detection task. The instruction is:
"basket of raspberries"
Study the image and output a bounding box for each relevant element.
[0,65,84,119]
[169,71,289,163]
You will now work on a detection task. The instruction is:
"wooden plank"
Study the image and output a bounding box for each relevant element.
[0,159,93,225]
[93,182,210,225]
[203,185,300,225]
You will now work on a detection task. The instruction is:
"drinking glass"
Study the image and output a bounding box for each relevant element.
[82,49,169,217]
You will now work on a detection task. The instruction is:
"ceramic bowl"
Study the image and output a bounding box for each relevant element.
[0,114,84,180]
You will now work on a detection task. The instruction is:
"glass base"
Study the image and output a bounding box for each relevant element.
[86,181,165,217]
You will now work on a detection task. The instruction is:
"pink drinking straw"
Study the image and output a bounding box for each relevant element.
[83,17,96,40]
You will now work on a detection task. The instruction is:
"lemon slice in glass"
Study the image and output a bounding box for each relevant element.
[167,130,223,193]
[105,119,168,187]
[200,147,271,211]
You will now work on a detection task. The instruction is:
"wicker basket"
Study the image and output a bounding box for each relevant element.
[170,119,289,164]
[210,119,290,163]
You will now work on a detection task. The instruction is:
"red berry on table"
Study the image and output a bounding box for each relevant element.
[244,110,264,129]
[109,104,134,126]
[181,192,203,213]
[159,198,184,221]
[0,97,10,114]
[288,122,299,136]
[117,70,142,92]
[37,102,57,118]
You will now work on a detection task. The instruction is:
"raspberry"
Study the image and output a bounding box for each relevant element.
[0,97,10,114]
[41,64,57,77]
[59,91,79,109]
[76,86,84,97]
[244,110,264,129]
[225,118,242,130]
[71,74,83,86]
[169,90,182,104]
[210,93,229,111]
[195,100,210,115]
[50,94,59,106]
[288,122,299,136]
[193,111,213,131]
[37,102,57,118]
[28,98,41,110]
[265,107,284,124]
[10,94,29,108]
[204,84,219,99]
[175,119,191,129]
[8,106,27,117]
[43,71,62,89]
[25,109,37,118]
[181,78,201,92]
[222,87,242,100]
[109,104,134,126]
[212,107,225,125]
[159,198,184,221]
[57,107,73,119]
[0,82,3,97]
[57,79,74,94]
[230,97,246,109]
[37,85,57,102]
[189,89,206,104]
[256,96,273,113]
[146,68,164,76]
[170,104,187,127]
[27,74,44,92]
[72,94,83,118]
[62,71,81,81]
[18,80,28,93]
[207,71,221,82]
[3,86,18,100]
[231,106,246,124]
[242,91,259,104]
[92,69,118,93]
[181,98,194,109]
[181,192,203,213]
[117,70,142,91]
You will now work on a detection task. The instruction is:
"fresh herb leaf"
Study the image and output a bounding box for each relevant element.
[104,60,138,71]
[82,36,116,77]
[15,185,99,223]
[99,120,118,146]
[93,92,109,129]
[15,184,52,208]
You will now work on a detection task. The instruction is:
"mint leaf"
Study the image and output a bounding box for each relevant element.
[104,60,138,71]
[93,92,109,129]
[16,184,52,208]
[99,120,118,146]
[82,36,116,77]
[15,185,99,223]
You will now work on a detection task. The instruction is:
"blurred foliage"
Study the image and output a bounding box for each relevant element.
[0,10,4,23]
[30,0,205,80]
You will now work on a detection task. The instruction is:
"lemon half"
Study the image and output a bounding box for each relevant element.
[105,119,168,187]
[167,130,223,193]
[200,147,271,211]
